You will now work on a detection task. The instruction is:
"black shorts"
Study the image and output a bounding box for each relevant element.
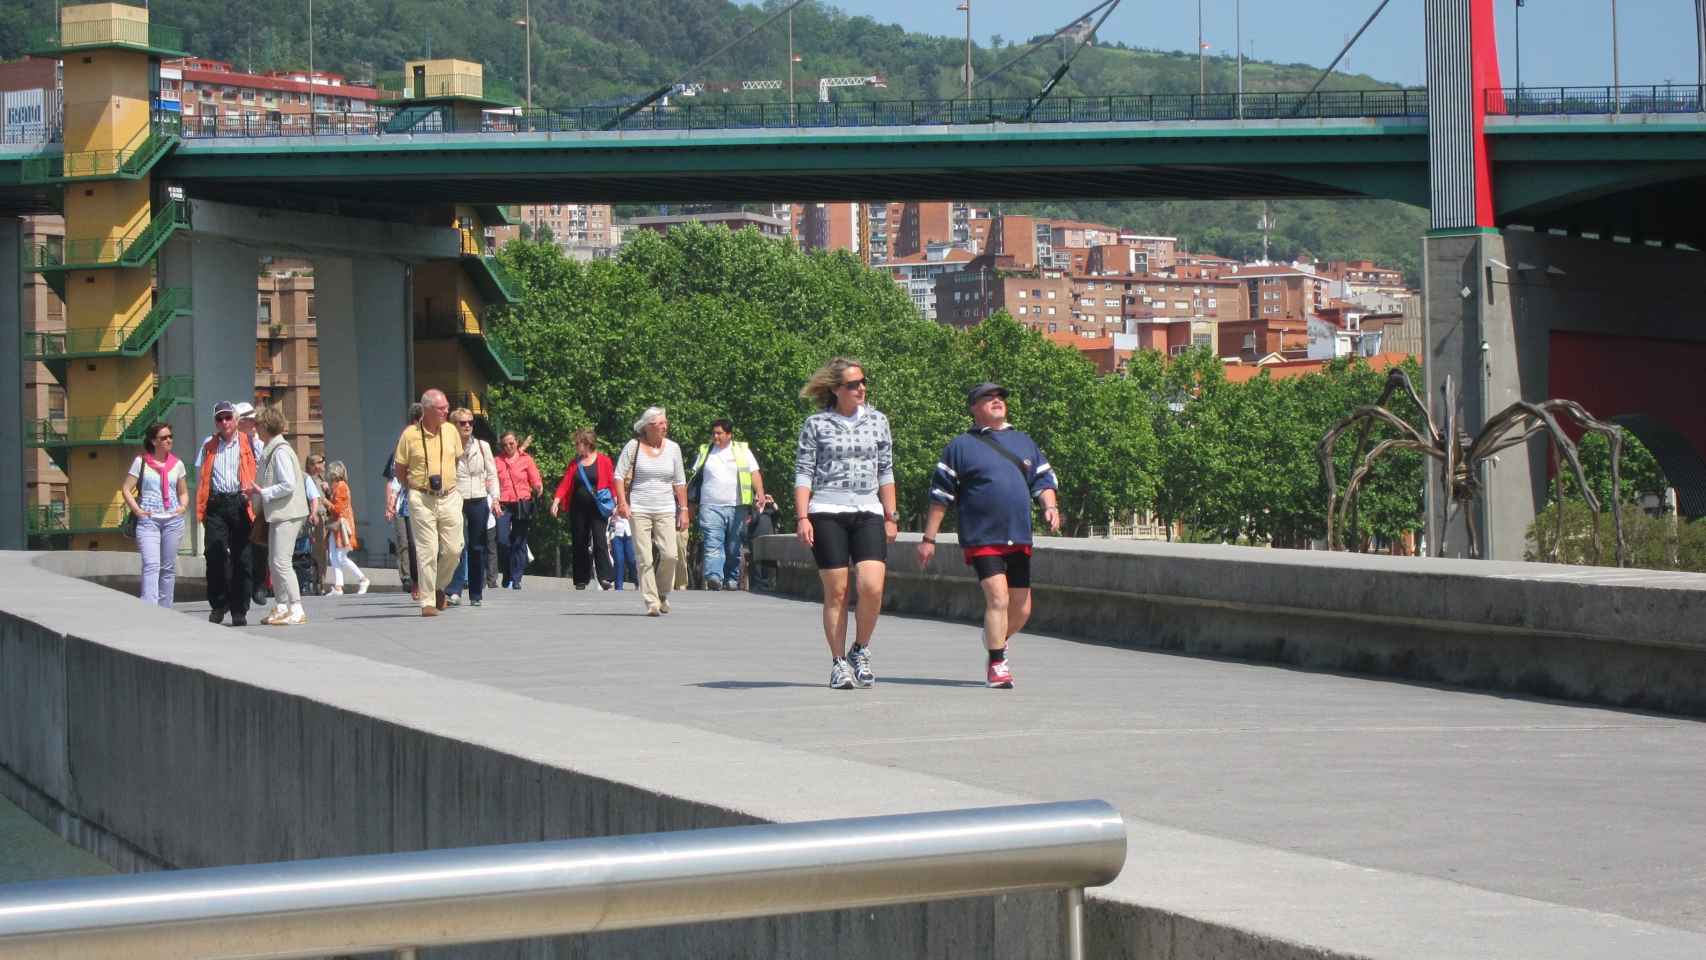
[970,551,1032,588]
[808,512,887,570]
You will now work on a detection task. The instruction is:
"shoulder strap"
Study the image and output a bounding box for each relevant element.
[968,430,1030,481]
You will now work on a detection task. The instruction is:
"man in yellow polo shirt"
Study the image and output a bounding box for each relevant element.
[394,387,464,616]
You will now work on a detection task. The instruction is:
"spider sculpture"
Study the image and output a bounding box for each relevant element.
[1318,368,1626,565]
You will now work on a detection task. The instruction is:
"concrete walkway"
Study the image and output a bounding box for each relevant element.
[195,584,1706,941]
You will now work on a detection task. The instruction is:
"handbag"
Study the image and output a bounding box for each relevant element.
[119,511,138,538]
[579,461,616,518]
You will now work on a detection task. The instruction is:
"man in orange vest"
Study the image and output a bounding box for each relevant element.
[197,400,258,626]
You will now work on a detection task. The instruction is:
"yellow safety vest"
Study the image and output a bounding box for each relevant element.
[692,441,756,506]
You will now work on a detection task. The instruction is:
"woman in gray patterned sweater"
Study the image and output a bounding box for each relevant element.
[793,357,899,690]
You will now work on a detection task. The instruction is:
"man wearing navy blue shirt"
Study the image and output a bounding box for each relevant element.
[917,383,1061,688]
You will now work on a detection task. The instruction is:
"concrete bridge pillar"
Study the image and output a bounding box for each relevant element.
[155,234,259,554]
[0,217,22,550]
[1422,230,1532,559]
[314,257,412,561]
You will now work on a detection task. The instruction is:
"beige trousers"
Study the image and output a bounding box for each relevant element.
[631,511,678,608]
[674,525,692,590]
[408,489,465,607]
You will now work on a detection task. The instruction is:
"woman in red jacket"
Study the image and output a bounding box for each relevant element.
[550,427,617,590]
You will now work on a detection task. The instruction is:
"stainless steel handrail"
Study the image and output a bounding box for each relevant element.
[0,800,1125,960]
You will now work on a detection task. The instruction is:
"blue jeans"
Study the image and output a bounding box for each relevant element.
[610,535,635,589]
[699,503,747,584]
[447,498,490,600]
[498,510,532,588]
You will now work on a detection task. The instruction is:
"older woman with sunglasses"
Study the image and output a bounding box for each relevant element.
[445,408,500,606]
[793,357,897,690]
[122,422,190,608]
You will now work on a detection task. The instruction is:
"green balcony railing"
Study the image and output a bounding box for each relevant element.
[481,324,526,381]
[26,503,129,537]
[25,374,194,449]
[21,115,181,183]
[26,19,185,56]
[23,199,188,272]
[26,288,191,363]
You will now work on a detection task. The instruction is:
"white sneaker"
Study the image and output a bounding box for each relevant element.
[323,585,342,596]
[283,608,308,626]
[355,578,371,595]
[262,605,290,626]
[829,658,855,690]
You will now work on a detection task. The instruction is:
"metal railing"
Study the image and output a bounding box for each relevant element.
[164,88,1425,140]
[21,199,188,272]
[22,114,181,182]
[26,19,184,54]
[25,288,190,359]
[25,503,128,536]
[0,800,1124,960]
[1487,84,1706,116]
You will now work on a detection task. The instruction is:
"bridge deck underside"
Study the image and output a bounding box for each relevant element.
[220,585,1706,938]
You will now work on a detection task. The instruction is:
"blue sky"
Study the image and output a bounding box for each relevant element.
[820,0,1703,89]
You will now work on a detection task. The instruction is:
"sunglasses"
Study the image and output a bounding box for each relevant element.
[215,413,234,422]
[841,377,869,390]
[157,434,174,441]
[453,419,473,426]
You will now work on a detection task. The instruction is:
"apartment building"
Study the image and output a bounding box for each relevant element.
[1323,258,1408,297]
[1234,264,1340,322]
[791,202,861,254]
[485,203,619,258]
[628,210,789,240]
[253,258,324,462]
[169,57,384,135]
[873,243,974,320]
[934,260,1075,330]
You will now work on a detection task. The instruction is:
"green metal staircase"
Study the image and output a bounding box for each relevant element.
[26,288,192,383]
[20,116,181,184]
[26,374,195,470]
[22,199,189,273]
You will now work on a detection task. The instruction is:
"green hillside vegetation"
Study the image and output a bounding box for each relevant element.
[1,0,1401,107]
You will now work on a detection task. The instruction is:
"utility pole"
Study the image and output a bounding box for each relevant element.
[788,10,796,125]
[524,0,532,112]
[1236,0,1243,116]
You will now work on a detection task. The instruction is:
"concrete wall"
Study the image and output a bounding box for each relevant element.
[0,553,1066,960]
[755,534,1706,718]
[0,218,22,550]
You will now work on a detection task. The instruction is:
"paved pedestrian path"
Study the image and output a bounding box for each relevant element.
[187,584,1706,938]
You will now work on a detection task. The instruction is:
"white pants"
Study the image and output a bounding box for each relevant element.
[329,542,364,587]
[407,489,464,606]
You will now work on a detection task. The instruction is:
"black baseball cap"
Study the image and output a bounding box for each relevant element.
[212,400,236,417]
[966,382,1008,406]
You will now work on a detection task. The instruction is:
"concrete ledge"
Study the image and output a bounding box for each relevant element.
[753,535,1706,717]
[5,551,1704,959]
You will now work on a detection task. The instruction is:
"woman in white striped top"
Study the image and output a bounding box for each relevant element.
[613,406,688,617]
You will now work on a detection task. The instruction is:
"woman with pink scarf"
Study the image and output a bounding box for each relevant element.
[121,422,191,607]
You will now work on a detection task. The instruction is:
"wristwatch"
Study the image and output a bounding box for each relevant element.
[885,510,900,522]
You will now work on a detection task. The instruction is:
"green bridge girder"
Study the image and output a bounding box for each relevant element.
[4,116,1706,245]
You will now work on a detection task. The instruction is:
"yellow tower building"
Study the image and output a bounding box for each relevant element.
[21,3,192,549]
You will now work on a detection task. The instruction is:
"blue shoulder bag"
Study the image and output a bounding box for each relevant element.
[579,461,616,518]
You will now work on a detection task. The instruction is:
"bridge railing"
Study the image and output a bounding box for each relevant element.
[1487,84,1706,116]
[167,89,1429,140]
[0,800,1125,960]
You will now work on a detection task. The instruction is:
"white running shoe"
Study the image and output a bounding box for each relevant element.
[829,658,855,690]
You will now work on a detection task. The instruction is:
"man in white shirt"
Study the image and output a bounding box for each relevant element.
[688,419,766,590]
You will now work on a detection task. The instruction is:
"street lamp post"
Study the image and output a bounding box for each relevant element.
[788,10,797,124]
[1514,0,1522,102]
[1611,0,1620,114]
[958,0,972,98]
[1197,0,1205,97]
[1236,0,1243,117]
[514,0,532,114]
